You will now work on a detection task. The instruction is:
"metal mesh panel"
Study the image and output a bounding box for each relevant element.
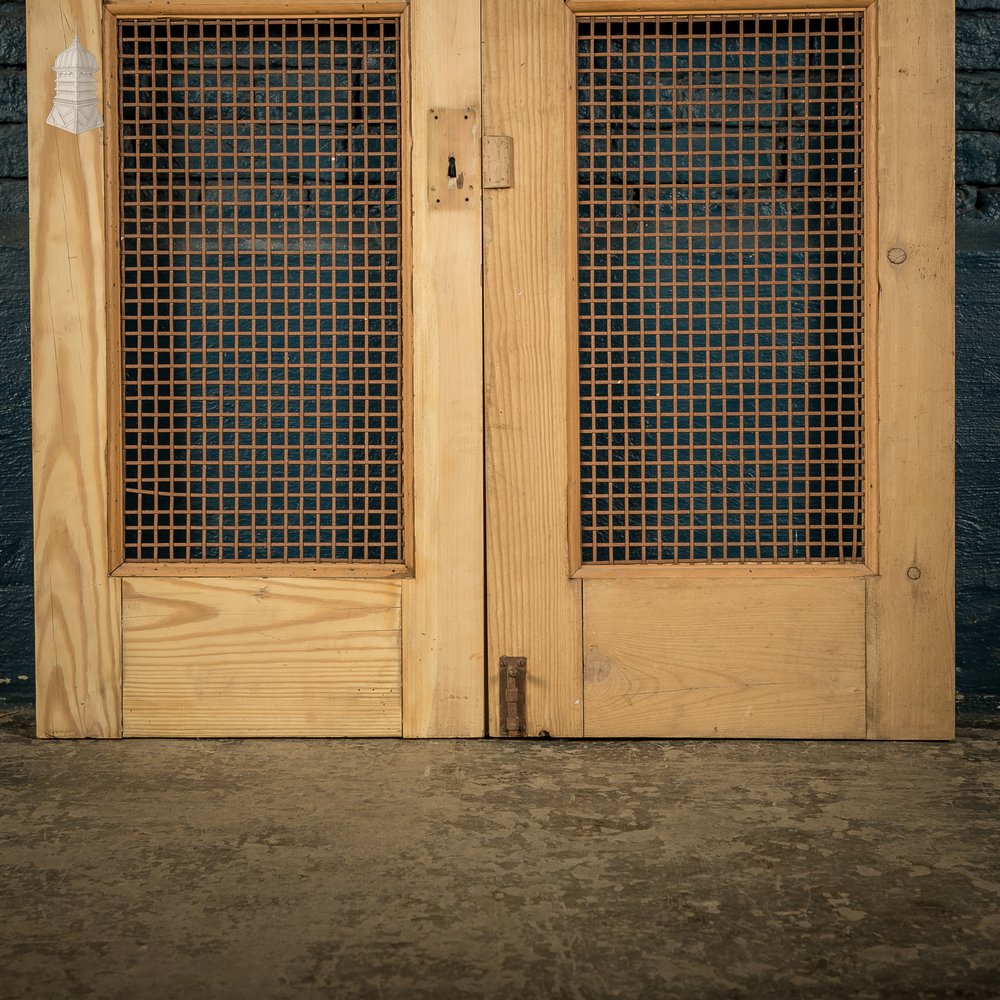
[117,17,403,565]
[577,14,865,566]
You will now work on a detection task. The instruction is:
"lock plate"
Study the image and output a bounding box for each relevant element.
[428,107,479,210]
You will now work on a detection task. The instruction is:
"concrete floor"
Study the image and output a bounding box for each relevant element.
[1,709,999,1000]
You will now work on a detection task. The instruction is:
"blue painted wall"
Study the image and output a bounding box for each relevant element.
[0,1,30,708]
[956,1,1000,717]
[1,2,997,716]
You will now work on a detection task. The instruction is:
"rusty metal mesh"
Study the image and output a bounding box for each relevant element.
[117,17,403,565]
[576,14,865,565]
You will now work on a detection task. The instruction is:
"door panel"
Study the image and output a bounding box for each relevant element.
[571,6,872,740]
[108,14,410,577]
[123,577,401,736]
[484,0,954,739]
[31,0,485,738]
[571,11,866,575]
[584,578,865,738]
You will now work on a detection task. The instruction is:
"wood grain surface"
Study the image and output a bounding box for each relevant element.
[483,0,584,737]
[123,578,402,736]
[867,0,955,739]
[403,0,485,736]
[30,0,122,738]
[584,579,867,738]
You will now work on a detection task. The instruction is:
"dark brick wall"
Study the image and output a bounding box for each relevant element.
[958,2,1000,217]
[0,0,29,706]
[957,2,1000,716]
[0,3,998,715]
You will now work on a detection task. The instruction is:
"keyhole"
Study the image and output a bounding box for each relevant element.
[447,155,457,179]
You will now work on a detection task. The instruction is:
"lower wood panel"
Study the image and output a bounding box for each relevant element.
[584,579,867,739]
[123,578,402,737]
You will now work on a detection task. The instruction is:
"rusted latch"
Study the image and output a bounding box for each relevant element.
[499,656,527,737]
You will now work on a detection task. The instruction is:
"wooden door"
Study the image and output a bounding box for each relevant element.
[30,0,484,737]
[31,0,954,741]
[484,0,955,739]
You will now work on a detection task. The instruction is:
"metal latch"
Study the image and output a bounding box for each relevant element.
[499,656,526,737]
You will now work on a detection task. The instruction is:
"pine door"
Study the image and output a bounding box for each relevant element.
[483,0,955,739]
[30,0,485,737]
[31,0,953,739]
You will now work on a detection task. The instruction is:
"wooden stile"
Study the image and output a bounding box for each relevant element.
[484,0,584,737]
[30,0,122,738]
[866,0,954,739]
[403,0,485,737]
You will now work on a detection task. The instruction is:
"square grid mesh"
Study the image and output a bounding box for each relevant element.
[117,17,404,565]
[577,14,865,566]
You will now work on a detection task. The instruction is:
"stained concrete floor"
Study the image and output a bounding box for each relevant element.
[1,709,999,1000]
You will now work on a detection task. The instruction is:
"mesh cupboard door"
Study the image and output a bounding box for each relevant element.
[485,0,954,738]
[29,0,484,737]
